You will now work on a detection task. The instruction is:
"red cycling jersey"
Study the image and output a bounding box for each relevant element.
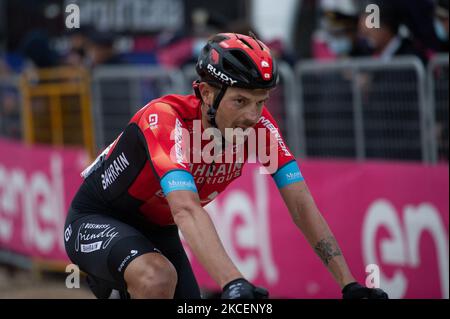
[81,94,295,226]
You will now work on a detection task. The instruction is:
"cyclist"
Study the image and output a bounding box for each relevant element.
[64,32,388,299]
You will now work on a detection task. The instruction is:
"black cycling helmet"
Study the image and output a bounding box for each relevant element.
[194,32,279,127]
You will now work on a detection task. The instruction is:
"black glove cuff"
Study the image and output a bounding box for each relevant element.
[342,282,361,294]
[222,278,248,291]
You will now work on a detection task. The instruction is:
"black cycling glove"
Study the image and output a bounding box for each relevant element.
[342,282,389,299]
[221,278,269,299]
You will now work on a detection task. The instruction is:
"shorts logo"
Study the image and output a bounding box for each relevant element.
[64,225,72,242]
[75,223,119,253]
[118,250,139,272]
[81,241,103,253]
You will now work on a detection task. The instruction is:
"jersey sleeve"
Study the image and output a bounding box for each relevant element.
[255,107,305,188]
[137,103,197,195]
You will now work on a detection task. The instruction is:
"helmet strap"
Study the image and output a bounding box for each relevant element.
[193,80,202,99]
[207,85,227,128]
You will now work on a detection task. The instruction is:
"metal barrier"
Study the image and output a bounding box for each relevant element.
[428,54,449,163]
[20,67,95,156]
[91,65,186,149]
[3,56,448,164]
[295,57,429,162]
[0,74,21,140]
[182,62,299,152]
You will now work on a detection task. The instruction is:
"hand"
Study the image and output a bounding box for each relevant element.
[221,278,269,299]
[342,282,389,299]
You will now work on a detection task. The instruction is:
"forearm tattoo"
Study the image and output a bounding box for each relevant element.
[314,236,342,266]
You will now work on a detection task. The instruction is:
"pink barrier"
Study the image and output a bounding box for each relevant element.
[190,161,449,299]
[0,139,448,298]
[0,139,88,261]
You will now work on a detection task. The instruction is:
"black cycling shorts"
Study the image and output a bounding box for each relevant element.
[64,206,201,299]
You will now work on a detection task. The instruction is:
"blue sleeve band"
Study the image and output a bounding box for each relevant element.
[160,170,198,195]
[272,161,304,189]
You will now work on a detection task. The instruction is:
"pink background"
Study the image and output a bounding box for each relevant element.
[192,161,449,299]
[0,139,88,261]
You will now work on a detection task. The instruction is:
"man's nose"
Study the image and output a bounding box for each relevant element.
[244,107,260,125]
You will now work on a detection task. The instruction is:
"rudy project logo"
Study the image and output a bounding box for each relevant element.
[207,64,238,86]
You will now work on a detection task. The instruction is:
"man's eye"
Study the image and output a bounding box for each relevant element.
[235,99,244,105]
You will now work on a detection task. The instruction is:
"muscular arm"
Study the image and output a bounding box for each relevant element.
[166,190,242,288]
[279,181,356,288]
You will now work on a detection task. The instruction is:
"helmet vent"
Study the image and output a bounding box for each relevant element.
[211,34,229,44]
[248,31,265,50]
[236,36,254,50]
[229,50,255,71]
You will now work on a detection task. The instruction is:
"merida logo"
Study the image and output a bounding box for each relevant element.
[101,152,130,190]
[259,117,291,157]
[174,119,186,168]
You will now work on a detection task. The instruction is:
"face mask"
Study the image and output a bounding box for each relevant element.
[328,36,353,56]
[434,18,448,41]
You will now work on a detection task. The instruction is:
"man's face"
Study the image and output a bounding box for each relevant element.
[201,84,270,140]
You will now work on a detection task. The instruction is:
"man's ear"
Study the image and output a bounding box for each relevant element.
[199,82,214,106]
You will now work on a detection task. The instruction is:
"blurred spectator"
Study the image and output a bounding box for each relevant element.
[356,1,426,160]
[292,0,318,60]
[434,0,449,52]
[312,0,372,60]
[358,0,428,62]
[226,19,297,65]
[20,30,60,68]
[85,31,123,68]
[156,8,227,69]
[0,56,11,77]
[155,30,196,68]
[63,27,91,67]
[357,0,440,56]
